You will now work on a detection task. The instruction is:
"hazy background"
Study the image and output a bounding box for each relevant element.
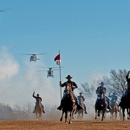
[0,0,130,114]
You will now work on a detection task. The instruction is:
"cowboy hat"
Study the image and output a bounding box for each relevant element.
[100,82,104,85]
[66,75,72,79]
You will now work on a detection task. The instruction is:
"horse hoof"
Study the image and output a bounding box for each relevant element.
[69,121,72,124]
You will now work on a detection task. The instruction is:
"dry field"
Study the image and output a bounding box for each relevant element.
[0,120,130,130]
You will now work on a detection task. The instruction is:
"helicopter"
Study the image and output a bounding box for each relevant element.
[22,53,46,62]
[38,67,63,78]
[0,8,11,12]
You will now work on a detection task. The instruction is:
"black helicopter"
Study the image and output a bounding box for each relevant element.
[22,53,46,62]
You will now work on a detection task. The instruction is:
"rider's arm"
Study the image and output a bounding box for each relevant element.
[96,87,99,94]
[126,71,130,82]
[104,87,106,94]
[32,92,37,98]
[60,82,66,87]
[72,82,78,88]
[83,96,85,101]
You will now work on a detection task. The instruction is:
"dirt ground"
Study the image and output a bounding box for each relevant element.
[0,120,130,130]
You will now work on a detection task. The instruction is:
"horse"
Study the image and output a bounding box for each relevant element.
[34,101,44,121]
[60,83,77,124]
[77,97,84,119]
[119,94,130,121]
[109,100,119,120]
[95,93,106,121]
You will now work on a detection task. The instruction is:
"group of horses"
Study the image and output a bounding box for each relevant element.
[33,85,130,123]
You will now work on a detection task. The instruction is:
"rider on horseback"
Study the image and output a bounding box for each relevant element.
[109,92,119,111]
[77,92,87,114]
[57,75,82,110]
[33,92,45,113]
[95,82,111,110]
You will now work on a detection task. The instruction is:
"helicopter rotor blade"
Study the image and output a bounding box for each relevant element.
[36,70,48,72]
[20,53,33,55]
[38,66,64,68]
[35,53,47,55]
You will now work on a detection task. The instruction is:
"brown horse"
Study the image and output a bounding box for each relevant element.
[110,100,119,120]
[60,83,77,124]
[35,101,44,121]
[77,98,84,119]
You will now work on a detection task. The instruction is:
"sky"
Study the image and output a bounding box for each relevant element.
[0,0,130,108]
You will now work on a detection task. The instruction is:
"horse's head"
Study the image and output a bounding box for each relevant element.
[66,83,72,93]
[97,93,104,99]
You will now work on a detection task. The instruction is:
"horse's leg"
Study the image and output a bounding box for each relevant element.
[101,110,105,121]
[95,109,97,119]
[115,110,117,120]
[40,112,42,120]
[36,112,38,121]
[69,112,72,124]
[60,111,64,122]
[65,111,67,123]
[122,108,125,121]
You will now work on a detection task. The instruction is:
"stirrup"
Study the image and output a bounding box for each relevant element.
[72,100,75,102]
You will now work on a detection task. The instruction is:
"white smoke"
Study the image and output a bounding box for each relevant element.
[0,47,59,108]
[0,47,19,80]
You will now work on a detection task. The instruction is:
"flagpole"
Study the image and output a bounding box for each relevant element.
[59,50,62,99]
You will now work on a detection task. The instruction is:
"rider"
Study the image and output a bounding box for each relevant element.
[57,75,82,110]
[109,92,119,111]
[33,92,45,113]
[95,82,111,110]
[77,92,87,114]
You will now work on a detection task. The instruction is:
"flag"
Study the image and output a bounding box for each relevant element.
[54,54,61,65]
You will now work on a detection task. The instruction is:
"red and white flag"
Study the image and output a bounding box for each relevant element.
[54,54,61,65]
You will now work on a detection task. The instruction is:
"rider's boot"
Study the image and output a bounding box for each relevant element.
[57,100,63,110]
[33,107,36,113]
[84,104,87,114]
[76,101,82,111]
[74,109,77,114]
[42,105,45,113]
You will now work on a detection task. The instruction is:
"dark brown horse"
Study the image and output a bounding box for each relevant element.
[95,93,106,121]
[119,94,130,121]
[60,84,77,124]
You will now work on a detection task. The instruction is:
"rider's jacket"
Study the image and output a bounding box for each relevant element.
[96,86,106,95]
[33,93,42,103]
[77,95,85,101]
[110,95,117,101]
[126,75,130,89]
[61,80,78,92]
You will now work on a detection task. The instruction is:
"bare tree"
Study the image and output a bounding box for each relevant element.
[103,69,128,97]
